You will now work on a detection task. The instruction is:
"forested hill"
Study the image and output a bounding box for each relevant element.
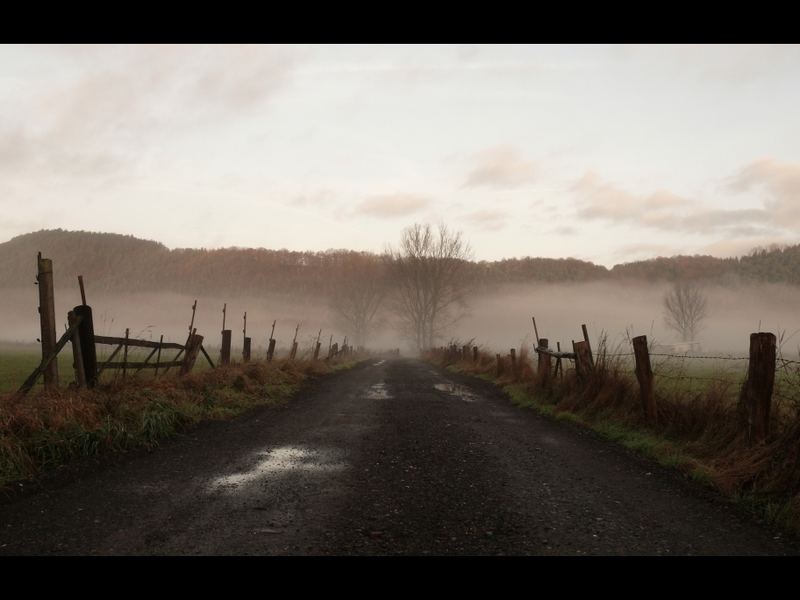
[1,229,798,296]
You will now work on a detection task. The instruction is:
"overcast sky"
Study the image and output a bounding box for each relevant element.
[1,44,799,267]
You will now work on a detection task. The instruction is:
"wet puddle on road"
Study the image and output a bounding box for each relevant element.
[208,445,347,491]
[433,383,480,403]
[364,382,392,400]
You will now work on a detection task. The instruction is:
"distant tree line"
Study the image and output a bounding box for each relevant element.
[3,230,800,300]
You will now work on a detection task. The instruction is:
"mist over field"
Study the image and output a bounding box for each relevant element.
[4,279,800,359]
[1,288,346,356]
[454,281,800,358]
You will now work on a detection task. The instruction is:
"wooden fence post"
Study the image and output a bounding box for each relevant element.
[243,337,251,363]
[267,338,276,361]
[290,341,298,360]
[496,353,503,377]
[122,328,129,380]
[73,303,97,387]
[582,324,595,368]
[573,340,592,382]
[313,341,321,360]
[36,253,59,389]
[632,335,656,423]
[740,332,776,445]
[154,335,163,377]
[180,332,204,376]
[538,339,551,384]
[473,346,478,363]
[220,330,232,365]
[67,311,87,388]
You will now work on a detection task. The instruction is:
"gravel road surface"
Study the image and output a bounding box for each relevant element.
[0,358,797,555]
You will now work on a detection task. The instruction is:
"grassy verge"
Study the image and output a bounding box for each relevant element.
[438,350,800,537]
[0,356,363,489]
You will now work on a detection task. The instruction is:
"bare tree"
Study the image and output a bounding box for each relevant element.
[386,223,473,352]
[328,254,387,348]
[663,280,708,342]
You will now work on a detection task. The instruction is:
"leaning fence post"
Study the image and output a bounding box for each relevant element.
[180,331,204,376]
[154,334,163,377]
[582,324,595,368]
[36,253,59,389]
[68,310,87,389]
[267,320,277,361]
[632,335,656,423]
[740,332,776,445]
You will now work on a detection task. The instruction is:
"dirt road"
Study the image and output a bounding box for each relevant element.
[0,359,796,555]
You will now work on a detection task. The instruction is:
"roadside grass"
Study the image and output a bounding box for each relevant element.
[430,345,800,537]
[0,355,363,489]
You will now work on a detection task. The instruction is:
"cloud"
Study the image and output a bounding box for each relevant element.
[572,170,778,236]
[572,172,692,222]
[356,194,430,218]
[463,145,537,189]
[0,45,300,181]
[727,158,800,227]
[461,209,507,231]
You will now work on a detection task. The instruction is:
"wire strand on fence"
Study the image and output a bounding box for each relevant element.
[654,372,746,386]
[648,353,750,361]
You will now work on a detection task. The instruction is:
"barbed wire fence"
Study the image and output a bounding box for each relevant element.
[435,320,800,444]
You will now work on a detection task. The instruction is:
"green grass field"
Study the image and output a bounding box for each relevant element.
[0,343,77,394]
[0,342,222,394]
[556,352,799,419]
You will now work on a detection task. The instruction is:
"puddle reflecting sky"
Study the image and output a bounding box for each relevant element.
[208,446,347,490]
[364,382,392,400]
[433,383,480,403]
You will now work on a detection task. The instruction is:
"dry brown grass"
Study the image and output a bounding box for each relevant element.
[0,355,363,488]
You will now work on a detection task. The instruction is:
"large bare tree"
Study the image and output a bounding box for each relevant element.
[663,280,708,342]
[328,254,387,348]
[386,223,473,351]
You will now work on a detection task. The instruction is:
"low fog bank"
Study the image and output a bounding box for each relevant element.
[452,281,800,358]
[0,288,403,356]
[4,281,800,359]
